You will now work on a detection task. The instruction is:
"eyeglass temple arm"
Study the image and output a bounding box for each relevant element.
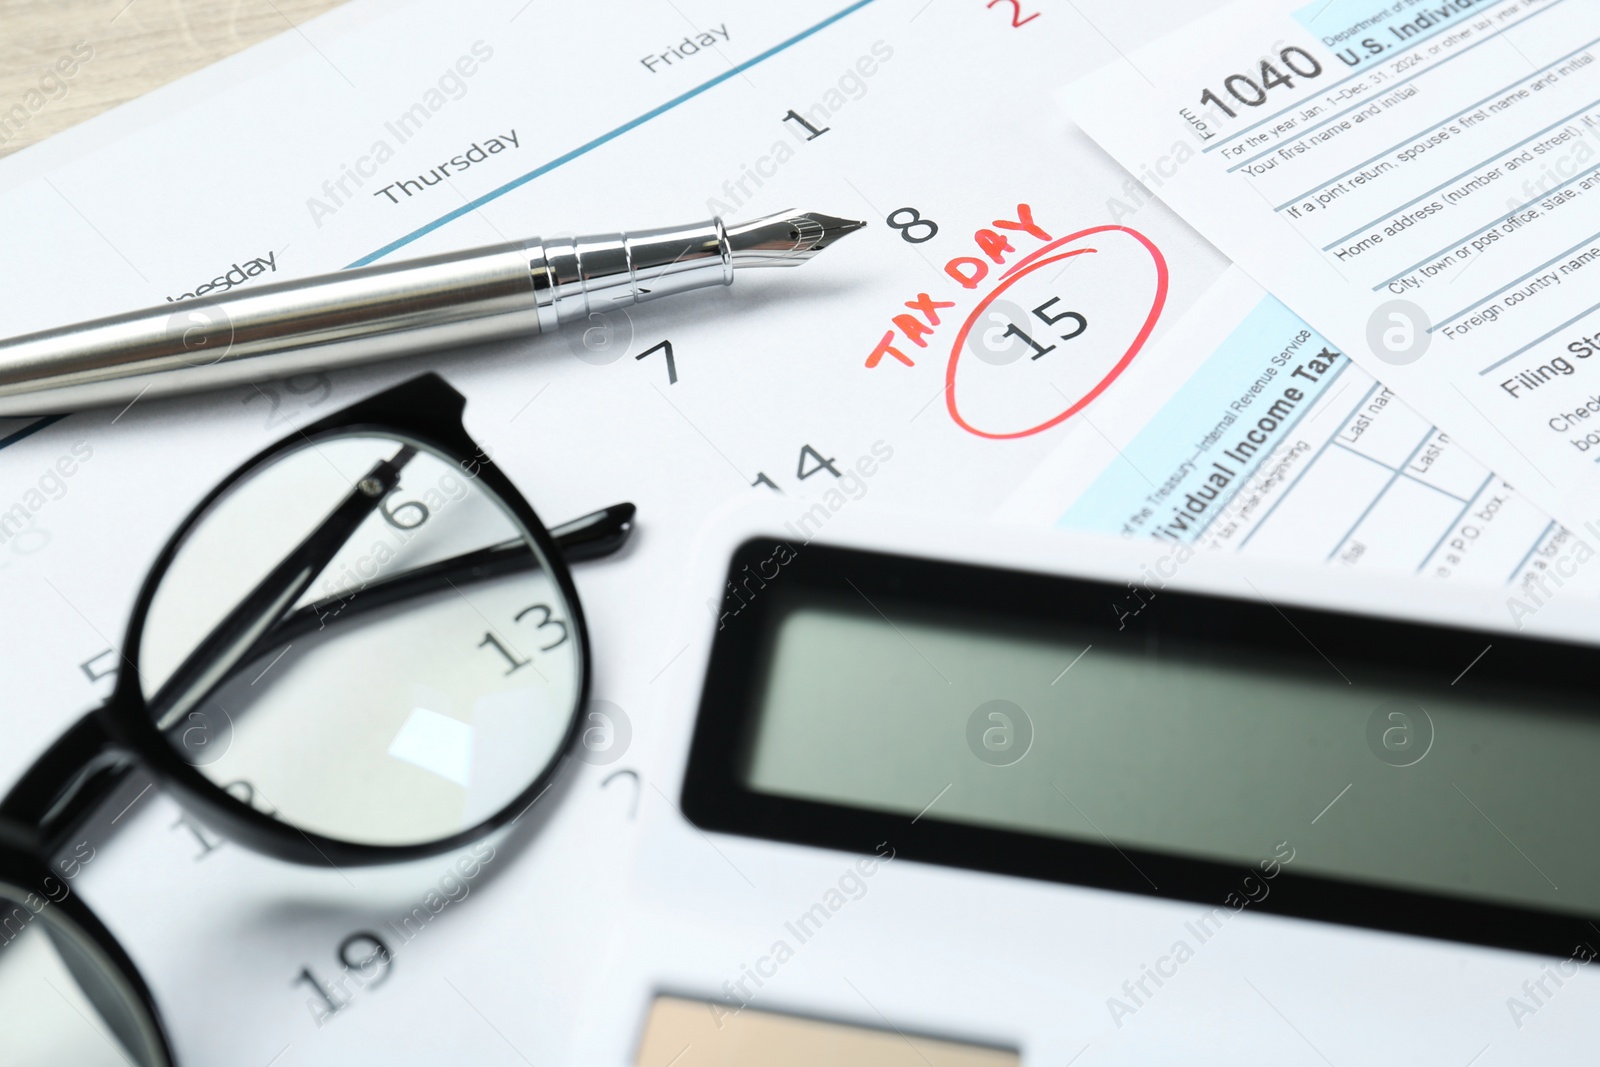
[146,446,418,734]
[241,501,636,688]
[542,500,636,562]
[0,501,635,859]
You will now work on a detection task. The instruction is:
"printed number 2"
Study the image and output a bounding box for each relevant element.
[987,0,1040,27]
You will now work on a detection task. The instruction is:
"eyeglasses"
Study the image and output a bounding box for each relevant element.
[0,374,631,1065]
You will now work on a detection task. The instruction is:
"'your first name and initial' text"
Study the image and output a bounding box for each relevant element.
[1260,51,1600,275]
[1264,50,1600,453]
[1191,2,1600,319]
[1201,12,1600,430]
[1250,41,1600,338]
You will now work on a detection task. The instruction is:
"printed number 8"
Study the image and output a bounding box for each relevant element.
[887,207,938,244]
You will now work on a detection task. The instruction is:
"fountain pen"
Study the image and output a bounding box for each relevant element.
[0,209,865,416]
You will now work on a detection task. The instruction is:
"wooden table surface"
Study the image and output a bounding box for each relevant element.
[0,0,348,158]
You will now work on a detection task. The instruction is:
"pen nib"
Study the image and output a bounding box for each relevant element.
[724,210,867,267]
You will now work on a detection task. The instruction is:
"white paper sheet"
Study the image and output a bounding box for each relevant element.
[1061,0,1600,546]
[997,267,1597,624]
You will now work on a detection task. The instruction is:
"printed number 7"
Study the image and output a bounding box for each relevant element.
[637,340,677,384]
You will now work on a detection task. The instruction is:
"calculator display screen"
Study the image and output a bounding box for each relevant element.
[739,586,1598,919]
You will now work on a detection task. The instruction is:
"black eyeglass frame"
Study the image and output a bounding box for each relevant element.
[0,860,173,1066]
[0,373,611,1064]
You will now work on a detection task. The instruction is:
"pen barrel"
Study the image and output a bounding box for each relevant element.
[0,244,546,416]
[0,217,732,417]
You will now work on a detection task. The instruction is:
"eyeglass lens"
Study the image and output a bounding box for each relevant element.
[135,434,582,848]
[0,889,168,1066]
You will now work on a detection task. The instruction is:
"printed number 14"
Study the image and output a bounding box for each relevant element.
[752,444,841,492]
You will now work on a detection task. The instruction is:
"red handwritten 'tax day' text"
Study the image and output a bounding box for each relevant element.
[866,203,1052,369]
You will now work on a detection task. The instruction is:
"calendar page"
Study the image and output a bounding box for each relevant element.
[0,1,1229,1062]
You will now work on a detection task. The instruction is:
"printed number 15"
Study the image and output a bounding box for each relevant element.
[1006,297,1087,361]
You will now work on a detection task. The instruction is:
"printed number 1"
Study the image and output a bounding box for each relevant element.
[479,633,530,675]
[782,109,830,140]
[171,814,223,861]
[1002,324,1054,360]
[294,968,341,1016]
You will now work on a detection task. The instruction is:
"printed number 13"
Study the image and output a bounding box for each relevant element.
[479,603,570,675]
